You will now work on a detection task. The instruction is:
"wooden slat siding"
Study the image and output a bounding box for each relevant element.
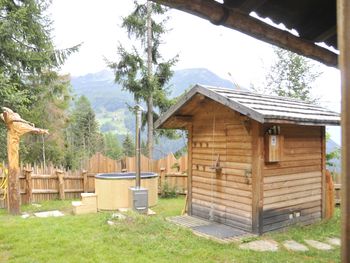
[191,203,252,231]
[190,100,253,231]
[192,198,252,218]
[263,200,321,219]
[193,180,251,197]
[264,212,322,232]
[262,125,322,233]
[192,175,250,190]
[252,121,264,234]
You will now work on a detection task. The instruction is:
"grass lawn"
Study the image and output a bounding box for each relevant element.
[0,197,340,263]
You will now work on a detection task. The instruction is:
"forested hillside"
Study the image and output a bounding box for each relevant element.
[70,68,236,158]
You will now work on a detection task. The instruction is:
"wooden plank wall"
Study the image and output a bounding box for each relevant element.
[190,100,253,231]
[262,125,323,232]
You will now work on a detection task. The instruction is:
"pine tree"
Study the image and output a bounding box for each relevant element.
[20,72,72,165]
[108,0,178,160]
[0,0,78,163]
[122,134,135,157]
[103,133,123,160]
[141,140,149,156]
[65,96,102,169]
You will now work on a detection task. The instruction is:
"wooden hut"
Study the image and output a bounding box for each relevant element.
[155,84,340,234]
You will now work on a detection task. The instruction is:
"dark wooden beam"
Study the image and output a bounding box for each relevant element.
[338,0,350,261]
[152,0,338,67]
[173,115,193,122]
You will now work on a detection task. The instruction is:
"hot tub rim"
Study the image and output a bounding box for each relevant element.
[95,172,158,180]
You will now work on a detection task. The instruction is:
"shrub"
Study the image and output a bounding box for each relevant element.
[160,181,178,198]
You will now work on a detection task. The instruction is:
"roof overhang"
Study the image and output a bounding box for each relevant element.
[151,0,338,68]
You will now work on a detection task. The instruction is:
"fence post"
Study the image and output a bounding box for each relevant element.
[23,168,33,204]
[160,167,166,191]
[56,170,65,200]
[82,170,88,193]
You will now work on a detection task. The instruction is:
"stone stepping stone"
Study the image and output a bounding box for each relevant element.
[304,239,333,250]
[34,210,64,218]
[21,212,30,219]
[239,240,278,252]
[283,240,309,252]
[326,237,341,246]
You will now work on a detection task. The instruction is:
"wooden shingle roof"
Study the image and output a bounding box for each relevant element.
[155,84,340,129]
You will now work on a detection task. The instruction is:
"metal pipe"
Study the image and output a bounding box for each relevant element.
[135,105,143,188]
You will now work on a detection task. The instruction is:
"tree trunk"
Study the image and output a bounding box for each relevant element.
[146,0,153,160]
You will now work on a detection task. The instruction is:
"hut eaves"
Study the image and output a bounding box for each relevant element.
[155,85,340,129]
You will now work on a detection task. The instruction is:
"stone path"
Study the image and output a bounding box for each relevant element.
[283,240,309,252]
[239,240,279,252]
[239,237,340,252]
[327,237,341,246]
[33,210,64,218]
[304,239,333,250]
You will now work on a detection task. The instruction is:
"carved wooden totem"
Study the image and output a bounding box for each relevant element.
[1,107,48,214]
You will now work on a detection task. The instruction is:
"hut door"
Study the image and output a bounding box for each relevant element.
[206,123,229,225]
[223,122,252,230]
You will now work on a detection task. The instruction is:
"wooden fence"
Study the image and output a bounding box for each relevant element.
[85,152,188,175]
[0,152,188,208]
[85,152,188,194]
[0,164,89,208]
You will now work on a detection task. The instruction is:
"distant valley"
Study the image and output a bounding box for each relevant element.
[70,68,236,157]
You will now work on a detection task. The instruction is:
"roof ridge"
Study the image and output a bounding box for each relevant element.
[201,84,321,107]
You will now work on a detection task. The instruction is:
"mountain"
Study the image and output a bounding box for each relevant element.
[326,138,341,174]
[167,68,236,97]
[70,68,235,111]
[70,70,133,113]
[70,68,236,157]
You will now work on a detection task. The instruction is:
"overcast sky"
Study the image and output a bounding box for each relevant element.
[49,0,341,143]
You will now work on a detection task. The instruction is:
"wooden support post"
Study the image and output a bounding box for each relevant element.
[187,124,193,215]
[325,170,335,219]
[337,0,350,261]
[24,168,33,204]
[321,126,326,219]
[251,121,264,234]
[56,170,65,200]
[82,170,88,193]
[160,168,166,189]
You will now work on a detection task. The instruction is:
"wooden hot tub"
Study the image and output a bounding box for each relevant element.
[95,172,158,210]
